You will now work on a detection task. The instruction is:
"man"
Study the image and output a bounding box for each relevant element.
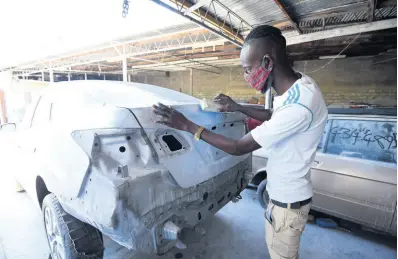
[153,25,327,259]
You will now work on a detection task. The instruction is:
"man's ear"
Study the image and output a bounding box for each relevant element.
[265,54,275,67]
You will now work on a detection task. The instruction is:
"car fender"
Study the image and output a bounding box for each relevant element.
[35,127,90,199]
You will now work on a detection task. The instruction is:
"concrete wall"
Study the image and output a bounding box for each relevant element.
[131,56,397,105]
[0,71,49,124]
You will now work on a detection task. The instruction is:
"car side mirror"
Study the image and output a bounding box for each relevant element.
[0,123,16,133]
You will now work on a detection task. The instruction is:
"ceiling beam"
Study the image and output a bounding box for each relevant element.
[368,0,377,22]
[183,0,211,15]
[272,3,367,29]
[286,18,397,46]
[272,0,302,34]
[12,27,205,71]
[152,0,244,46]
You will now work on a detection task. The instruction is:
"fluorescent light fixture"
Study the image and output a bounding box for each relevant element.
[319,55,346,59]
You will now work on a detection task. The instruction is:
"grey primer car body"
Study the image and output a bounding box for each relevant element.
[253,108,397,235]
[2,81,252,254]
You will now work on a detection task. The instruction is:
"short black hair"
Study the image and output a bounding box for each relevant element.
[244,25,286,47]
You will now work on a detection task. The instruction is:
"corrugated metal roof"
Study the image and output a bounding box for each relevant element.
[284,6,396,34]
[281,0,367,17]
[190,0,286,28]
[219,0,286,25]
[8,0,397,73]
[117,23,200,42]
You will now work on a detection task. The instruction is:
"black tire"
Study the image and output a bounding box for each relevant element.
[257,179,269,209]
[42,193,104,259]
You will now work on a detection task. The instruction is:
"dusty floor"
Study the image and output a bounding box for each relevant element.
[0,171,396,259]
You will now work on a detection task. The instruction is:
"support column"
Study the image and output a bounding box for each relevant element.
[0,89,6,124]
[104,74,106,80]
[189,68,193,96]
[68,73,71,81]
[49,68,54,83]
[84,73,87,80]
[0,71,14,123]
[41,71,45,81]
[122,57,128,82]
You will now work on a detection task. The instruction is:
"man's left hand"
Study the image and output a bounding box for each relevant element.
[152,103,191,131]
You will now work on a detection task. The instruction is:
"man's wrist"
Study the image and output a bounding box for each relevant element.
[236,104,245,113]
[186,121,200,135]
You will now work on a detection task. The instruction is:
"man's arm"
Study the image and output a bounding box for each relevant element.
[186,122,260,156]
[152,103,260,156]
[153,102,312,156]
[237,105,272,122]
[213,94,271,122]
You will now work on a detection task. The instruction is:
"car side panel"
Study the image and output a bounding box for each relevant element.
[391,206,397,234]
[312,153,397,232]
[36,107,142,198]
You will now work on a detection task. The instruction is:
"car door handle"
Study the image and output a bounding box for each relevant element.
[313,160,320,165]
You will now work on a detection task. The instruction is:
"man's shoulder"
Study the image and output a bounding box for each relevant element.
[276,79,324,116]
[280,83,315,108]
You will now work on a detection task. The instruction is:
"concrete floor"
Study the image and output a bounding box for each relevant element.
[0,171,396,259]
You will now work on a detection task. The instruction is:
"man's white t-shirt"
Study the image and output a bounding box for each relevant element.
[251,73,328,203]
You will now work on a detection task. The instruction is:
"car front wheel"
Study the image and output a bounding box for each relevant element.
[42,193,104,259]
[257,179,269,209]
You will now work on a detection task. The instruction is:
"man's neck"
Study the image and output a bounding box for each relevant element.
[272,67,300,96]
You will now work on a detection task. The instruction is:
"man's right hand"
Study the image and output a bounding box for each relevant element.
[214,93,272,122]
[213,93,241,112]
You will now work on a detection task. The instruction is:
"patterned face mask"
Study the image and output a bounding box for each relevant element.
[244,55,274,93]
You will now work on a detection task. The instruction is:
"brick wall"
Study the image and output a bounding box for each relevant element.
[131,56,397,105]
[192,66,260,101]
[294,56,397,105]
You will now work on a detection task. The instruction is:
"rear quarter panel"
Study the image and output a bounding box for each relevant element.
[36,106,141,198]
[129,105,250,188]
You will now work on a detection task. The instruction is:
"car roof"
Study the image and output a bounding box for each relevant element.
[45,80,199,107]
[328,108,397,117]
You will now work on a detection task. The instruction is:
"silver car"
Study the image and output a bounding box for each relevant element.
[252,107,397,235]
[0,81,252,259]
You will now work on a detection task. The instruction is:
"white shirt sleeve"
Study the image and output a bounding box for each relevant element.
[250,104,312,149]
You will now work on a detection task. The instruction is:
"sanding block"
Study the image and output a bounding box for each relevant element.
[200,98,221,112]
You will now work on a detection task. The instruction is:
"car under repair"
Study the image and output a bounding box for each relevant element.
[3,80,253,257]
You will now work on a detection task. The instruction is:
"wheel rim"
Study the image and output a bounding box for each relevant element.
[44,207,66,259]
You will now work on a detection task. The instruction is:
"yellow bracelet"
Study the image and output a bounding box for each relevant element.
[194,126,205,141]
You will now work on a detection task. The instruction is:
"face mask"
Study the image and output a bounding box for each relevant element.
[244,55,274,93]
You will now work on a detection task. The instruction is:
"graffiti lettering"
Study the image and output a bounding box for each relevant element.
[329,125,396,150]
